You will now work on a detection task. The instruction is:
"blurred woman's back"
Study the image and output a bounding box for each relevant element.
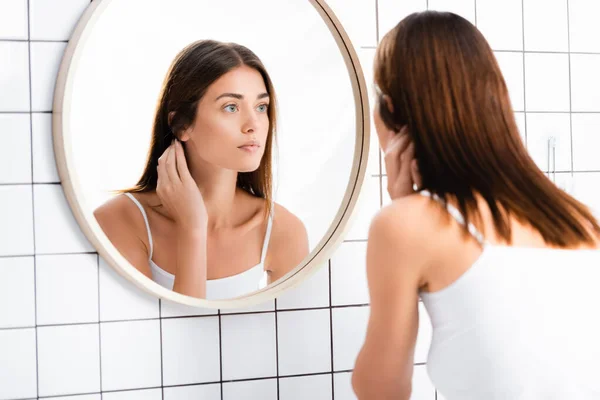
[370,10,600,399]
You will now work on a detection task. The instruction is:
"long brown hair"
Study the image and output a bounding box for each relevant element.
[374,11,600,247]
[123,40,277,216]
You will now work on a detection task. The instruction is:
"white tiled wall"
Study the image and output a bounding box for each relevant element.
[1,1,599,399]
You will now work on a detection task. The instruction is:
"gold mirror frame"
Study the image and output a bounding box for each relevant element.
[52,0,371,309]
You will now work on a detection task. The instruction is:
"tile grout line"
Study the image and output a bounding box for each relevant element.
[521,0,528,144]
[97,254,103,393]
[328,260,335,399]
[25,1,40,398]
[218,308,224,400]
[274,300,280,399]
[159,300,164,400]
[566,0,575,178]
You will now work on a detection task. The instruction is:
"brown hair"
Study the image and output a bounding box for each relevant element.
[123,40,277,217]
[374,11,600,247]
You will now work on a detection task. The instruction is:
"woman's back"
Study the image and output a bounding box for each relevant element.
[419,191,600,399]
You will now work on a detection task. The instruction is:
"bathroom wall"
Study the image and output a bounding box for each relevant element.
[1,0,599,399]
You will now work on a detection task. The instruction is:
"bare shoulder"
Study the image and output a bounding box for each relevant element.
[265,202,310,280]
[368,194,447,279]
[93,193,152,277]
[370,194,444,245]
[271,202,307,238]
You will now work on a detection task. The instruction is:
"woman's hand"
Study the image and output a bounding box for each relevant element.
[156,140,207,232]
[383,126,423,200]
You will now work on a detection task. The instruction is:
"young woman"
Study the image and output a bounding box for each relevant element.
[352,11,600,399]
[95,40,309,299]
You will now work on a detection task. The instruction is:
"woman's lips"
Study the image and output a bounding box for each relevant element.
[238,144,260,153]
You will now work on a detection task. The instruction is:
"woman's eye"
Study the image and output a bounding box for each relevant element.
[224,104,238,113]
[257,104,268,113]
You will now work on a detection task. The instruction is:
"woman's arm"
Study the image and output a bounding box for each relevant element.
[352,198,429,400]
[157,140,209,298]
[171,226,207,298]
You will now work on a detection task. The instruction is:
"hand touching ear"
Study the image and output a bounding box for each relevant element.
[383,126,422,200]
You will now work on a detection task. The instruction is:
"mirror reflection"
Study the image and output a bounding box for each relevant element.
[62,0,361,300]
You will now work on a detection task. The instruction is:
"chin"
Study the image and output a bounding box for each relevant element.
[237,163,261,173]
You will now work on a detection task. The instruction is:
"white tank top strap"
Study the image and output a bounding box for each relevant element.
[260,203,275,263]
[123,193,154,259]
[418,190,487,246]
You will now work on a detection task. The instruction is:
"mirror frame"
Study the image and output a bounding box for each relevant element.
[52,0,371,309]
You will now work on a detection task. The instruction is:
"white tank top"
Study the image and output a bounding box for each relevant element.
[418,190,600,399]
[124,193,273,300]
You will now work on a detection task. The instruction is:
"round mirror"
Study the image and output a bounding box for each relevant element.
[53,0,370,308]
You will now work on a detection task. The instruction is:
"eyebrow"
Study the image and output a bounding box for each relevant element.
[215,92,270,101]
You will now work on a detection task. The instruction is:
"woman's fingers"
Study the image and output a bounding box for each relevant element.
[174,140,193,183]
[165,143,180,185]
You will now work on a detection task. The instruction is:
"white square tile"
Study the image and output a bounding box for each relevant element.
[52,395,100,400]
[162,316,221,386]
[0,113,31,184]
[378,0,427,40]
[325,0,377,48]
[36,253,98,325]
[160,298,218,318]
[222,379,277,400]
[525,113,572,173]
[524,53,570,112]
[99,257,159,321]
[0,0,28,39]
[100,319,162,391]
[276,260,329,310]
[410,365,436,400]
[553,172,575,195]
[428,0,476,24]
[32,113,60,183]
[0,256,35,328]
[570,54,600,112]
[0,42,29,112]
[37,324,100,397]
[514,112,527,144]
[476,0,523,50]
[568,0,600,53]
[0,185,34,256]
[333,372,356,400]
[571,173,600,218]
[164,384,221,400]
[30,0,89,41]
[345,176,380,240]
[572,114,600,171]
[523,0,569,51]
[33,184,95,254]
[102,388,162,400]
[0,328,37,400]
[494,52,525,112]
[280,374,332,400]
[415,303,433,364]
[30,42,67,112]
[332,306,370,371]
[220,299,275,314]
[331,242,369,306]
[277,309,331,375]
[221,313,277,380]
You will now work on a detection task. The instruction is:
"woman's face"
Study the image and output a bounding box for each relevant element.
[181,65,270,172]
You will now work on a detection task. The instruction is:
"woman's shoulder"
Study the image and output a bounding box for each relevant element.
[270,202,308,242]
[93,193,151,249]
